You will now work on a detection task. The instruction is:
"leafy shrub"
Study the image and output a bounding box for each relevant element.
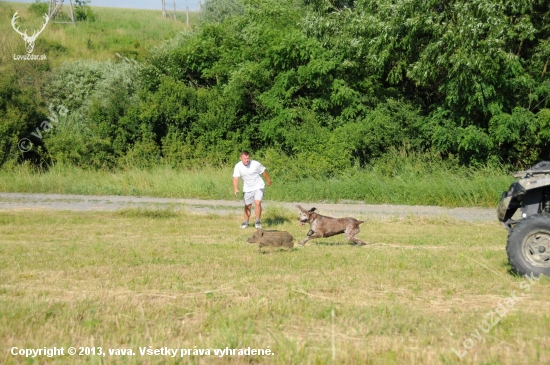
[13,0,550,173]
[75,0,96,21]
[28,0,48,17]
[41,59,141,168]
[199,0,245,24]
[35,39,68,56]
[0,71,47,168]
[489,108,550,167]
[119,139,161,169]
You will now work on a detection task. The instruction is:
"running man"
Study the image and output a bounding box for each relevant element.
[232,151,272,228]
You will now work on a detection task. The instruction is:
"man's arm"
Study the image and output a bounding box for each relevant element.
[262,170,272,186]
[233,177,240,196]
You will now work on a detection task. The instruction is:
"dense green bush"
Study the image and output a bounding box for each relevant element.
[74,0,96,22]
[129,0,548,174]
[28,0,48,17]
[41,59,141,168]
[199,0,245,24]
[0,71,47,168]
[3,0,550,175]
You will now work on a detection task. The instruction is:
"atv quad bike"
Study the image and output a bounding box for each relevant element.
[498,161,550,277]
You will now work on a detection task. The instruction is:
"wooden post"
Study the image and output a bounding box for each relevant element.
[162,0,167,18]
[49,0,75,24]
[186,0,189,26]
[68,0,75,24]
[49,0,61,18]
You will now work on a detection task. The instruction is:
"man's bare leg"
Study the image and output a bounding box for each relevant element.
[254,200,262,220]
[244,204,252,221]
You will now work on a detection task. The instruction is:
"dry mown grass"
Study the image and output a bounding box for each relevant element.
[0,207,549,364]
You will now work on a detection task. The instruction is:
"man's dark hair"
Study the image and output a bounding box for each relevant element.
[240,150,250,156]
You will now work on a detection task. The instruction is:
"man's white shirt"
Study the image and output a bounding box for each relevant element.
[233,160,266,192]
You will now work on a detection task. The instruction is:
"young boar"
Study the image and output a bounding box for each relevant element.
[247,229,294,253]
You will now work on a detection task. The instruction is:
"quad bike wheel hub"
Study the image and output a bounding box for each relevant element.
[522,232,550,268]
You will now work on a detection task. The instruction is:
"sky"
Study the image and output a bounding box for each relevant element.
[3,0,202,11]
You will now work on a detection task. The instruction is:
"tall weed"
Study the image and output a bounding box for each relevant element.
[0,153,514,207]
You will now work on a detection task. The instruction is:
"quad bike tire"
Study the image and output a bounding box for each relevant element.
[507,214,550,277]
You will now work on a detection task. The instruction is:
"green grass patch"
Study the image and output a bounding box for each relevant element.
[1,2,197,66]
[0,162,514,207]
[0,209,548,364]
[115,206,182,219]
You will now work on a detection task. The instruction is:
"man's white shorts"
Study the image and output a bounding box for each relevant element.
[243,189,264,205]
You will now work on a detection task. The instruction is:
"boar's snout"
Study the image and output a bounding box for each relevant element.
[247,230,263,244]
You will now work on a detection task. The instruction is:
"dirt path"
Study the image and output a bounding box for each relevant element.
[0,192,496,222]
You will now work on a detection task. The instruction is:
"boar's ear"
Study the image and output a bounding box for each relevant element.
[309,207,316,213]
[296,205,305,212]
[259,229,264,236]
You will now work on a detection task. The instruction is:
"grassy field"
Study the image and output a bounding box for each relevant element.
[1,206,549,364]
[0,1,196,66]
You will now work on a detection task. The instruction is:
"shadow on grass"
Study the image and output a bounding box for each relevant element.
[311,241,353,246]
[503,262,550,279]
[115,206,182,219]
[257,248,295,254]
[263,215,292,226]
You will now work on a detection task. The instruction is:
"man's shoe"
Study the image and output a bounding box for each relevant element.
[240,221,249,229]
[255,221,262,229]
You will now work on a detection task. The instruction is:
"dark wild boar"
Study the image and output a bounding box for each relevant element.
[247,229,294,253]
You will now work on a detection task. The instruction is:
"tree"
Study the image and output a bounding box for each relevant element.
[199,0,245,24]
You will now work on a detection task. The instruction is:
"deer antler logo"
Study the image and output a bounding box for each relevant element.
[11,11,50,54]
